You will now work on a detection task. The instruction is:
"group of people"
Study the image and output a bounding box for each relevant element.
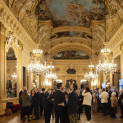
[92,87,123,119]
[19,83,123,123]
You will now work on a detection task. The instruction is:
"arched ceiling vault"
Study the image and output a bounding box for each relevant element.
[48,43,95,58]
[3,0,123,58]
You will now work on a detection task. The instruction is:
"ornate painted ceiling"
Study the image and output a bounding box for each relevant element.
[3,0,123,59]
[35,0,106,27]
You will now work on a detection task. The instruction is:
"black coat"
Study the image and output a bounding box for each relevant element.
[66,91,78,114]
[43,96,52,111]
[40,92,44,106]
[53,90,65,110]
[32,92,40,106]
[78,95,83,113]
[119,93,123,106]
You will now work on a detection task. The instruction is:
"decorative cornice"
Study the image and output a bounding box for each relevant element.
[0,0,36,52]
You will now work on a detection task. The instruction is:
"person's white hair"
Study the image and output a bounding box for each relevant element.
[111,92,116,97]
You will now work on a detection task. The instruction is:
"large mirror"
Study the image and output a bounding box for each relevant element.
[6,48,17,98]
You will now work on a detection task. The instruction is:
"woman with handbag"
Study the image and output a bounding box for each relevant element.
[110,92,118,118]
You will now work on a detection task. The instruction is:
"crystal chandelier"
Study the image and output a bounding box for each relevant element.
[84,72,98,80]
[96,0,117,73]
[28,59,44,74]
[96,59,117,73]
[45,72,57,80]
[33,48,43,55]
[56,79,62,83]
[80,79,87,83]
[47,62,54,69]
[28,0,46,74]
[84,28,98,80]
[12,73,17,79]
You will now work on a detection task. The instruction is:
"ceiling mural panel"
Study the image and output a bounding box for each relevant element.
[35,0,106,27]
[54,50,89,59]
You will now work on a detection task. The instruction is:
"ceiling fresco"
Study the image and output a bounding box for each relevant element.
[35,0,106,27]
[54,50,89,59]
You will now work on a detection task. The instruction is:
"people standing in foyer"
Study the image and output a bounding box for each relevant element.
[82,87,92,123]
[53,83,65,123]
[99,88,109,116]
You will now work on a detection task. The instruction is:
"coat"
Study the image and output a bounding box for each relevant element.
[66,91,78,115]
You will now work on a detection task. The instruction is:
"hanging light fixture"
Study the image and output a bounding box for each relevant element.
[56,79,62,83]
[84,72,98,80]
[33,0,43,56]
[12,73,17,79]
[96,0,117,74]
[84,28,98,80]
[28,0,48,74]
[45,71,57,80]
[45,37,57,80]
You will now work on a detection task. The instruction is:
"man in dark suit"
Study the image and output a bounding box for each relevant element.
[54,83,65,123]
[19,86,26,120]
[40,88,45,117]
[32,88,40,120]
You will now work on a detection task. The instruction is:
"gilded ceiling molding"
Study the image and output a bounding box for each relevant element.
[49,43,94,58]
[52,37,90,44]
[0,0,36,52]
[52,26,90,35]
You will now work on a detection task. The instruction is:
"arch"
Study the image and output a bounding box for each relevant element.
[48,43,95,58]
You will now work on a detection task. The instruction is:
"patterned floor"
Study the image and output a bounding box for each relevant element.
[0,111,123,123]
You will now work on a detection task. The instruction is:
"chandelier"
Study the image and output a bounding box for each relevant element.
[84,72,98,80]
[47,62,54,69]
[80,79,87,83]
[45,72,57,80]
[56,79,62,83]
[12,73,17,79]
[33,48,43,55]
[28,59,44,74]
[96,59,117,73]
[84,28,98,80]
[96,0,117,73]
[28,0,46,74]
